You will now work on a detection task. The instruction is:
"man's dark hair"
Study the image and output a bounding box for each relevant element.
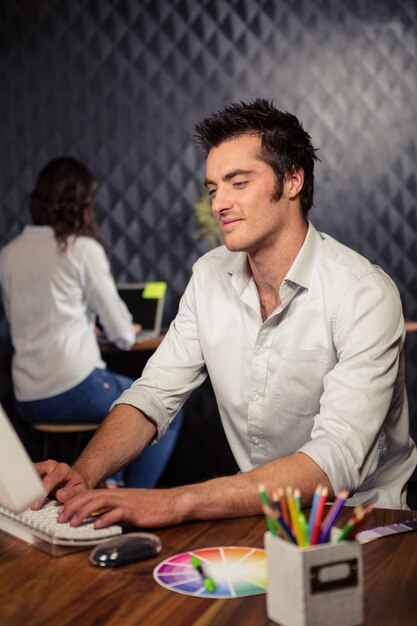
[194,99,319,216]
[29,156,98,249]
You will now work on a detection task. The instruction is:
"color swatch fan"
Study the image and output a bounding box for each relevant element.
[153,546,267,599]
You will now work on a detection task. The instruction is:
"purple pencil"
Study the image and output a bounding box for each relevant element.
[317,490,348,544]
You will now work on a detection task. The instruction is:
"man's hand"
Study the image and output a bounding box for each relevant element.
[33,460,88,509]
[56,487,190,529]
[33,451,332,528]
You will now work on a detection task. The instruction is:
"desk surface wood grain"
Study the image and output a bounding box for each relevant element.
[1,508,416,626]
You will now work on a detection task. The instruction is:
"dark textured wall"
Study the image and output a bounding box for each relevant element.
[1,0,417,475]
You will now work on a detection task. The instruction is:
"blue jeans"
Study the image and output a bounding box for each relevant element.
[16,368,184,488]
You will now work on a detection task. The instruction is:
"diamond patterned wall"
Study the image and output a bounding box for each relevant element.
[1,0,417,476]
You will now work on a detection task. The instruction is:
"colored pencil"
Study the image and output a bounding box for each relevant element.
[338,506,366,542]
[277,487,291,529]
[307,485,322,542]
[262,483,355,547]
[317,490,349,544]
[298,511,309,546]
[346,504,374,539]
[259,484,277,536]
[287,487,306,547]
[271,490,281,515]
[294,488,302,513]
[309,486,328,545]
[262,504,296,543]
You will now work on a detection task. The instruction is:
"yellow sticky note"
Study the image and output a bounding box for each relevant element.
[142,282,167,299]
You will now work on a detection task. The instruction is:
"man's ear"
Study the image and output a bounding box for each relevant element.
[287,168,304,199]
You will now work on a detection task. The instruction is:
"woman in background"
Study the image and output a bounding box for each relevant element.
[0,156,182,488]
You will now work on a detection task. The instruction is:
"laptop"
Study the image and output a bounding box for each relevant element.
[117,281,167,343]
[0,404,46,513]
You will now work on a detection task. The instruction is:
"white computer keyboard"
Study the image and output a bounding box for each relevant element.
[0,500,122,554]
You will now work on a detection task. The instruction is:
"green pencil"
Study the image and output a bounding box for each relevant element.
[259,484,278,536]
[338,507,366,542]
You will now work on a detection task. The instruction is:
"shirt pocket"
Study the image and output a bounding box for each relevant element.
[276,349,331,418]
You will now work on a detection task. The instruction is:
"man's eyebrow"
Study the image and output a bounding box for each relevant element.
[204,169,255,187]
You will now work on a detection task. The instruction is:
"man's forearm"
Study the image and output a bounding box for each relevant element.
[72,403,156,488]
[56,450,334,529]
[179,452,334,522]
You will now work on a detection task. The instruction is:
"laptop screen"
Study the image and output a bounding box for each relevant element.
[117,282,167,333]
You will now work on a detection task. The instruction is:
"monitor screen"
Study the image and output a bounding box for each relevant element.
[0,405,46,512]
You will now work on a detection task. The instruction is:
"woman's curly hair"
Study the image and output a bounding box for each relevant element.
[29,156,98,250]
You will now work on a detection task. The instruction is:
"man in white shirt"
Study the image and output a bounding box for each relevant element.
[36,100,416,528]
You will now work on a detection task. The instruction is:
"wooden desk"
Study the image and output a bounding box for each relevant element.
[1,508,416,626]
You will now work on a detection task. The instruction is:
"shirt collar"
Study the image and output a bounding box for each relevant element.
[225,221,321,291]
[285,221,321,290]
[227,251,251,282]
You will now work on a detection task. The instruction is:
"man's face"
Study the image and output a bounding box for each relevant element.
[205,134,292,255]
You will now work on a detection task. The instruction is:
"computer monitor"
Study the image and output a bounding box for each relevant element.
[0,404,46,512]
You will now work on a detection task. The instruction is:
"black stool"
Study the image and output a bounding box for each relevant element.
[32,422,99,462]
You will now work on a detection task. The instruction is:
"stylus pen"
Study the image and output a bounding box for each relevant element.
[190,555,216,592]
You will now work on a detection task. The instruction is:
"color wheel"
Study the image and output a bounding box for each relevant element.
[153,546,267,599]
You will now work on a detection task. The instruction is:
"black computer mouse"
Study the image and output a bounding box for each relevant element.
[89,532,162,567]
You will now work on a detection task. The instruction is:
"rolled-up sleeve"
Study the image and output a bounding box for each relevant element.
[298,270,405,496]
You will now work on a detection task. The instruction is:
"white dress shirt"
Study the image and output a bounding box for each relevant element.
[0,226,135,400]
[115,222,416,508]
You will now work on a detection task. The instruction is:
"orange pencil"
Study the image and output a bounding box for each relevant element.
[348,504,374,539]
[338,506,365,541]
[277,487,291,529]
[262,504,295,543]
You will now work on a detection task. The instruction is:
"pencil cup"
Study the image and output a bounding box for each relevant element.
[264,532,363,626]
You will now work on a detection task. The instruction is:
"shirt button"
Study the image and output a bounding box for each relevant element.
[252,393,259,401]
[252,437,260,445]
